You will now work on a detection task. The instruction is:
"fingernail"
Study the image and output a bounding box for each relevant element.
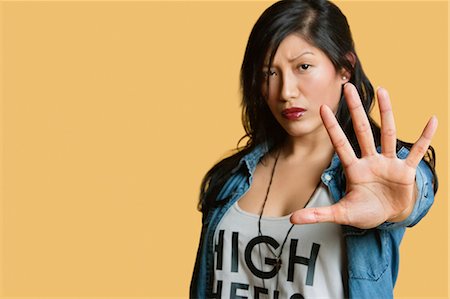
[289,214,298,224]
[377,86,387,97]
[290,213,304,224]
[290,212,314,224]
[431,115,438,125]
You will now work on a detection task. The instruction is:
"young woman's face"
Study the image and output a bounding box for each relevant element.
[262,33,348,140]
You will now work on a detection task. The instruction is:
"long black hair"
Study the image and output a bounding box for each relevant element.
[197,0,437,213]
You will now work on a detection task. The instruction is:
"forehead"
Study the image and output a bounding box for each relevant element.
[265,33,327,65]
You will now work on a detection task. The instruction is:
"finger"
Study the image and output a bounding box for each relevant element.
[405,116,438,168]
[290,203,348,225]
[344,83,377,156]
[320,104,358,168]
[377,87,397,157]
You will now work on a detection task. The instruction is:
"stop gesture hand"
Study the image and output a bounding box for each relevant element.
[290,83,437,229]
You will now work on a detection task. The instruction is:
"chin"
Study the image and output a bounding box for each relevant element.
[283,127,311,138]
[281,123,321,138]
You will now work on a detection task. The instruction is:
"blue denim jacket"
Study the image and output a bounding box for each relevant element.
[190,141,435,298]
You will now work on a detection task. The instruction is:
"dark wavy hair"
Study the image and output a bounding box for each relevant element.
[197,0,437,214]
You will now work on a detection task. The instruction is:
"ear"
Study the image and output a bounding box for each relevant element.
[346,51,357,68]
[339,52,356,83]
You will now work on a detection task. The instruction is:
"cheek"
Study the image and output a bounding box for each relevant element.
[322,83,343,109]
[262,83,280,104]
[310,74,343,110]
[329,82,344,112]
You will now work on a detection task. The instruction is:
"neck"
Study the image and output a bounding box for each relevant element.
[278,127,335,164]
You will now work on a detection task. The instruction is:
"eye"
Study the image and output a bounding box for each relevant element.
[263,69,277,78]
[298,64,311,71]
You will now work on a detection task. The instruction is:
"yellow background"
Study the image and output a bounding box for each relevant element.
[0,1,447,298]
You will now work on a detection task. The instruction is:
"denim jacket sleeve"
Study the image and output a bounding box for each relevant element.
[377,147,436,230]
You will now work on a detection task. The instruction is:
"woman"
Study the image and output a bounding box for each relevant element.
[191,0,438,298]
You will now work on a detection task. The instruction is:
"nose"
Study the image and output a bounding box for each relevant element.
[281,71,300,101]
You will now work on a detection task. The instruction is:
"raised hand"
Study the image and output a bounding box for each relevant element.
[290,83,437,229]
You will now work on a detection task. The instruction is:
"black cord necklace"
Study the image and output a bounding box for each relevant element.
[257,149,295,290]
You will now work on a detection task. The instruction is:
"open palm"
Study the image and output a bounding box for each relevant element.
[290,83,437,229]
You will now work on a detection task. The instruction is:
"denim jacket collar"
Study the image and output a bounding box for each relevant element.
[232,139,342,178]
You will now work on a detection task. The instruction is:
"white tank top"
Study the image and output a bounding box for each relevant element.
[212,183,346,299]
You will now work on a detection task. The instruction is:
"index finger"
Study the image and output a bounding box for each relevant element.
[344,83,377,156]
[320,104,358,168]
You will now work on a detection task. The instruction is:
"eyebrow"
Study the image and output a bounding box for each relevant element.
[288,51,314,62]
[263,51,315,67]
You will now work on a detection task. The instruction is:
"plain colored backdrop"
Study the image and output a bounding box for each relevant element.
[0,1,448,298]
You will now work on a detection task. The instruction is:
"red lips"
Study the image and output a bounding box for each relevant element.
[282,107,306,120]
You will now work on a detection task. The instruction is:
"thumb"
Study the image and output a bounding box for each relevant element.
[290,204,347,225]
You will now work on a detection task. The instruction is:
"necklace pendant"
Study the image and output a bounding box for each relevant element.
[275,258,282,272]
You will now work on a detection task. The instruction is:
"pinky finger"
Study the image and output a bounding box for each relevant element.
[405,116,438,168]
